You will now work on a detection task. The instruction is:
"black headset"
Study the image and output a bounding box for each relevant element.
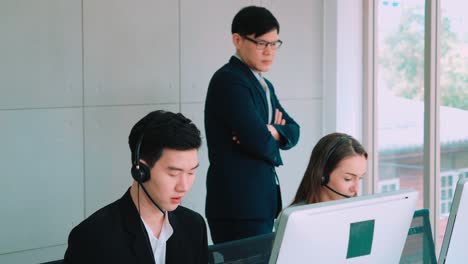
[131,130,166,215]
[130,132,160,260]
[130,116,177,183]
[131,133,151,183]
[321,136,351,185]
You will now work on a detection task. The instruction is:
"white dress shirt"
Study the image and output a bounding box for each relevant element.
[142,214,174,264]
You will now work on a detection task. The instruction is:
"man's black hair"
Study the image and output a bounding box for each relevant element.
[231,6,280,37]
[128,110,201,168]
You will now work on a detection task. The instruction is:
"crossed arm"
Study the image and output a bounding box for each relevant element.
[233,108,285,143]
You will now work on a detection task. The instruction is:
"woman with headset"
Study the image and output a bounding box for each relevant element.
[291,132,368,206]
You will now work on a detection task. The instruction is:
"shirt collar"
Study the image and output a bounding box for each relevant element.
[141,213,174,242]
[234,53,263,81]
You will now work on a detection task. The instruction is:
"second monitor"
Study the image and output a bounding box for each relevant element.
[270,190,418,264]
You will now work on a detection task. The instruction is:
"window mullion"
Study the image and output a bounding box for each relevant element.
[363,0,378,195]
[423,0,441,250]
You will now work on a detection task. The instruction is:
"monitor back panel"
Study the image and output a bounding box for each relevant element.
[270,190,417,264]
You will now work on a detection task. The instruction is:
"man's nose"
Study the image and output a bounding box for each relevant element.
[176,176,189,192]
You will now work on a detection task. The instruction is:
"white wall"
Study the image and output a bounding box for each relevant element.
[0,1,84,263]
[0,0,361,263]
[323,0,363,140]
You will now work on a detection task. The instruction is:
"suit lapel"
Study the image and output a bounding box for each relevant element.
[229,56,270,120]
[119,189,155,264]
[165,212,182,264]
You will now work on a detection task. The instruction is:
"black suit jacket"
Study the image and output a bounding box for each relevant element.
[64,189,208,264]
[204,56,300,220]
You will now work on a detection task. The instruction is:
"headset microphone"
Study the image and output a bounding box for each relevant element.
[138,182,165,214]
[131,133,166,215]
[323,184,351,198]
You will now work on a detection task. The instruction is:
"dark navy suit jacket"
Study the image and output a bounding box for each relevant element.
[64,189,208,264]
[204,56,300,220]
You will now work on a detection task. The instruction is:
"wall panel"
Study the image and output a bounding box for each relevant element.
[0,109,83,255]
[0,0,82,109]
[83,0,179,106]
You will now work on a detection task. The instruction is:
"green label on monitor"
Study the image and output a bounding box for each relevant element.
[346,219,375,258]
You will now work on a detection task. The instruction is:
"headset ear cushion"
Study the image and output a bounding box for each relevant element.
[321,175,329,186]
[139,163,151,182]
[131,163,151,183]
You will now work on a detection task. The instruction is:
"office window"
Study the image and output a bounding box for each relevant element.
[370,0,468,250]
[376,0,425,210]
[438,0,468,248]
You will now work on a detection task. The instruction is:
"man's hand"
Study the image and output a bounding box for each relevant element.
[273,108,286,125]
[267,124,281,141]
[267,109,286,141]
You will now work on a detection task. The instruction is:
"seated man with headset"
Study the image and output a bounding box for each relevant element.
[64,110,208,264]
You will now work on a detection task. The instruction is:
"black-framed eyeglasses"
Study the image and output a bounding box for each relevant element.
[242,35,283,50]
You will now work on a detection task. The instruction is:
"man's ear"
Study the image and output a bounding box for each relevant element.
[232,33,242,49]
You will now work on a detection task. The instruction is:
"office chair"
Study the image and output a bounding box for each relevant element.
[399,208,437,264]
[208,232,275,264]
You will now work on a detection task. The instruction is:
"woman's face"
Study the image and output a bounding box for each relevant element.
[320,155,367,202]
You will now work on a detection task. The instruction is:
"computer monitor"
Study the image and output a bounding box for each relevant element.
[438,177,468,264]
[269,190,418,264]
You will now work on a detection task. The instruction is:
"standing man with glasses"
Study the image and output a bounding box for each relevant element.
[204,5,300,244]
